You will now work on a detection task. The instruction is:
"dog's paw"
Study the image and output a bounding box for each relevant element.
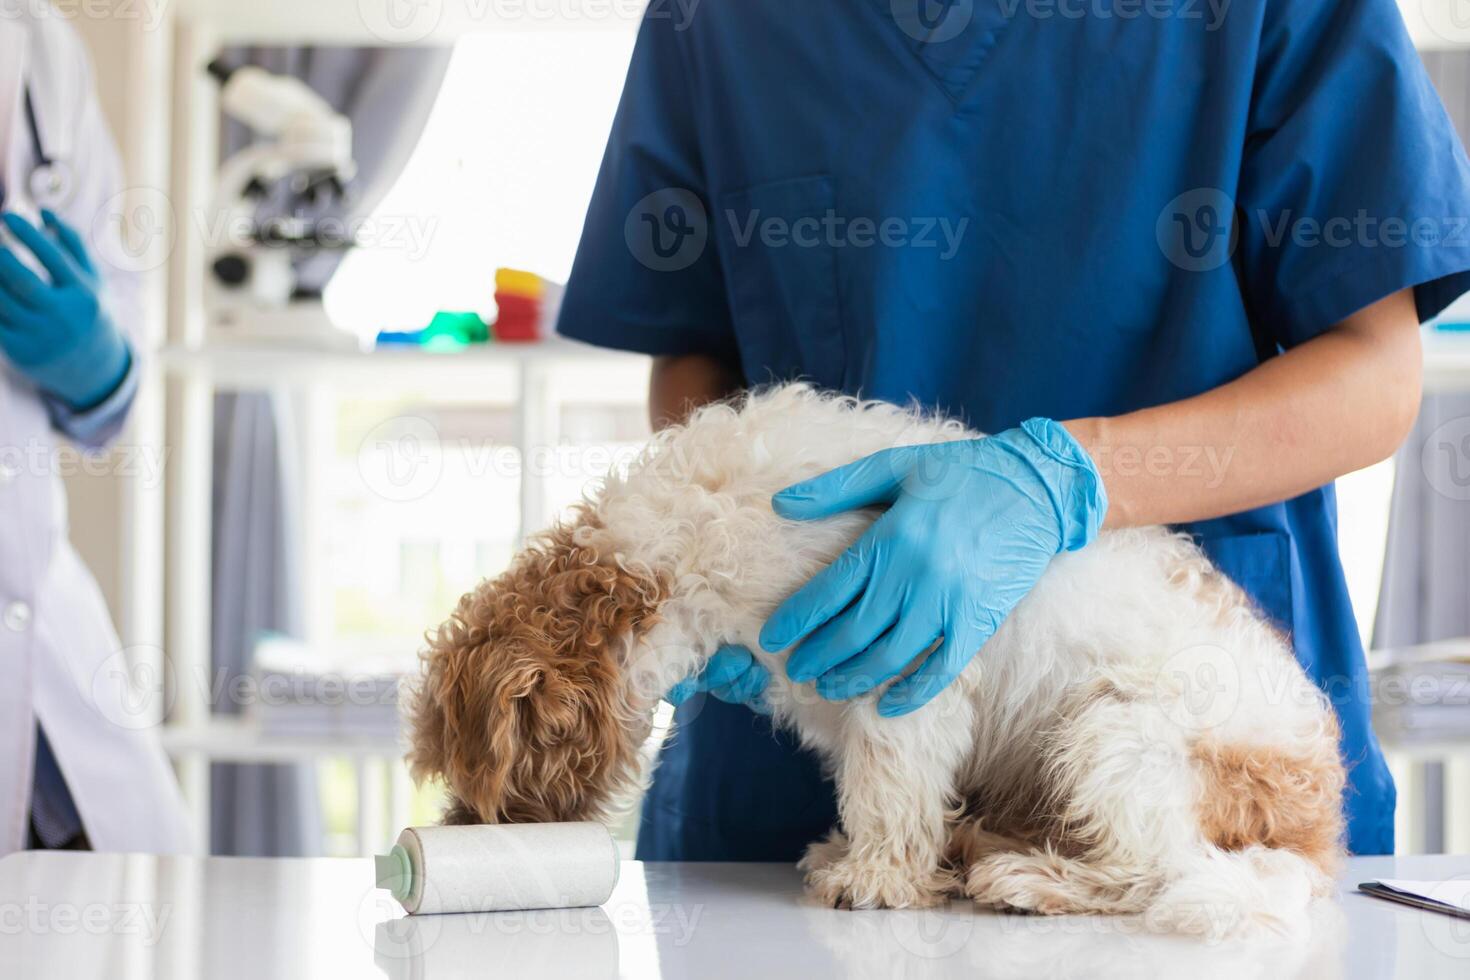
[963,851,1088,915]
[804,856,949,910]
[797,831,850,876]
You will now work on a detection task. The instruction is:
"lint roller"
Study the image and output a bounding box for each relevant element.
[373,822,621,915]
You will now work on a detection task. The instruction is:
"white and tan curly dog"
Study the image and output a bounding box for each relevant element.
[408,384,1345,940]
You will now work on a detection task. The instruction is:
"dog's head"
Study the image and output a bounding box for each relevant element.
[405,507,667,825]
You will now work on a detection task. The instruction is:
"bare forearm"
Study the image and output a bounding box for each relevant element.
[1063,289,1422,528]
[649,353,744,430]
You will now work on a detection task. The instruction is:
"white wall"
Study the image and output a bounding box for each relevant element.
[58,3,173,646]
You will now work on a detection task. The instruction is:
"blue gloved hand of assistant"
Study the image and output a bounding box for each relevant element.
[666,643,772,715]
[0,210,130,410]
[760,419,1108,718]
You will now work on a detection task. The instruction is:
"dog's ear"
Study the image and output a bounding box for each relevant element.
[406,509,667,825]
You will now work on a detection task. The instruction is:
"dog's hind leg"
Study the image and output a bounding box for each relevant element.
[963,686,1197,918]
[962,683,1320,939]
[802,688,976,910]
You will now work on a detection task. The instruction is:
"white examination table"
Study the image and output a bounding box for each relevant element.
[0,851,1466,978]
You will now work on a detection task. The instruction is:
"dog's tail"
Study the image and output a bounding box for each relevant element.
[1143,844,1332,941]
[964,839,1331,941]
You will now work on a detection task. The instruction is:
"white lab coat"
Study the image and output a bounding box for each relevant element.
[0,11,190,854]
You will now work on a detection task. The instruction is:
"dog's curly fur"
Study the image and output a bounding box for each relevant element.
[407,384,1347,939]
[409,514,668,826]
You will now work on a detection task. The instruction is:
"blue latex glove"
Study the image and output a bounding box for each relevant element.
[760,419,1107,717]
[0,210,131,410]
[666,644,773,715]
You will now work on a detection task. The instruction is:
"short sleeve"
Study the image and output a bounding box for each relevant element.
[554,15,738,362]
[1236,0,1470,346]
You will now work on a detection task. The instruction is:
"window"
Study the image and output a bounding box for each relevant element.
[323,26,641,336]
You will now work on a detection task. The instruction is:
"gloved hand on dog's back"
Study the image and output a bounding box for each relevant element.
[761,419,1108,718]
[665,643,772,715]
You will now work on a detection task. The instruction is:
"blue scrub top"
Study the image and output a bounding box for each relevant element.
[558,0,1470,858]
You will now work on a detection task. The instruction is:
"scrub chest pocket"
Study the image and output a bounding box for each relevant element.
[1197,530,1295,636]
[717,175,847,390]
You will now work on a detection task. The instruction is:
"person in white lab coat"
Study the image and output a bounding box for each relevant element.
[0,8,189,853]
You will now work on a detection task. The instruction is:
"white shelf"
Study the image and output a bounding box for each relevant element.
[179,0,644,46]
[160,716,404,763]
[157,337,647,389]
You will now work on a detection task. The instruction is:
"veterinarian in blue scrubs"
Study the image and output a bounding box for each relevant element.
[556,0,1470,858]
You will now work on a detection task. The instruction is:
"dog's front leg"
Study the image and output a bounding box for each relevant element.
[801,687,975,909]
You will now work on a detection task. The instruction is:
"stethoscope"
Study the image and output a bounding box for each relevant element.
[0,81,72,210]
[20,83,70,208]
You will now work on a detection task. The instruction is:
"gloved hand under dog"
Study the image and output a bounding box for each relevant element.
[761,419,1108,717]
[665,643,772,715]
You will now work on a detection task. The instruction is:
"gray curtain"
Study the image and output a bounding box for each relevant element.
[1375,396,1470,647]
[1373,397,1470,854]
[1371,52,1470,853]
[208,46,450,856]
[209,394,318,856]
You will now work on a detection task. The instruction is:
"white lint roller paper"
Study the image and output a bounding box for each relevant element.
[373,822,621,915]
